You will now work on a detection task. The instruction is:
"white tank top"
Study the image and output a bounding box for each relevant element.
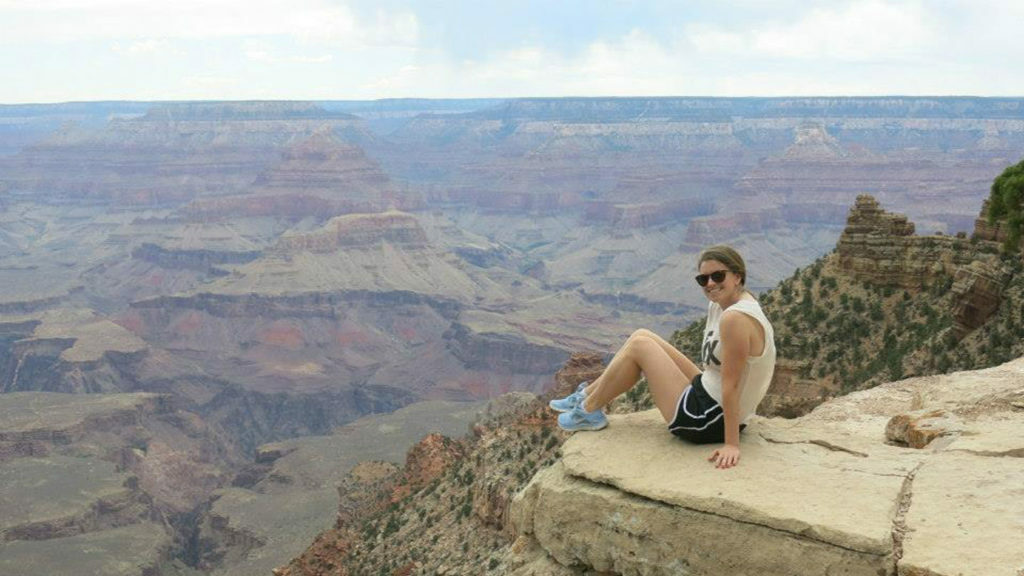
[699,297,776,423]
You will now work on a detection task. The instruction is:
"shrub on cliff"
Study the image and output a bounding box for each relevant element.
[987,158,1024,250]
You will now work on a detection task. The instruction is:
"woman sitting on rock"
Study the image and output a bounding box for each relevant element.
[550,245,776,469]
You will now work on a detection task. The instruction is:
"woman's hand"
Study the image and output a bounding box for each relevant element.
[708,444,740,469]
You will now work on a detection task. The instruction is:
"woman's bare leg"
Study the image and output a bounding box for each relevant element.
[581,331,698,422]
[583,329,699,397]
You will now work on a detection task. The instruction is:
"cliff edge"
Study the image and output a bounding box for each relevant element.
[510,358,1024,576]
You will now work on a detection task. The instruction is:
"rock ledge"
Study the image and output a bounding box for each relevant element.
[510,358,1024,576]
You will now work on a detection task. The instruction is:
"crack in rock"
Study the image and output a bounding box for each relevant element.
[948,447,1024,458]
[758,433,869,458]
[890,462,923,574]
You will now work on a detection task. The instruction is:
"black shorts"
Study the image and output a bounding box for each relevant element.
[668,374,743,444]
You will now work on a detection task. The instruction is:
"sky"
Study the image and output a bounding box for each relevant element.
[1,0,1022,103]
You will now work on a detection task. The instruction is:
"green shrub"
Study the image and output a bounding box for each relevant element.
[987,158,1024,250]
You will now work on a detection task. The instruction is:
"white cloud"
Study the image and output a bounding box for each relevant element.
[111,38,183,56]
[3,0,1023,101]
[359,30,691,98]
[181,74,241,93]
[688,0,937,61]
[0,0,419,48]
[243,40,333,64]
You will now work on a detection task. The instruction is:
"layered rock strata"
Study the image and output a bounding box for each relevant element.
[0,310,148,393]
[0,392,178,574]
[511,357,1024,576]
[250,132,418,212]
[273,211,428,253]
[131,243,261,272]
[758,357,838,418]
[183,131,419,221]
[836,195,1012,337]
[949,260,1014,337]
[1,102,367,206]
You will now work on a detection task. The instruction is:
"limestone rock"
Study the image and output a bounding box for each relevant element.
[950,260,1012,338]
[899,452,1024,576]
[760,357,837,418]
[512,357,1024,576]
[972,199,1011,245]
[885,409,962,448]
[836,195,949,290]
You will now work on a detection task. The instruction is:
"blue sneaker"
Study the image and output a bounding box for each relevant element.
[549,382,588,412]
[557,402,608,432]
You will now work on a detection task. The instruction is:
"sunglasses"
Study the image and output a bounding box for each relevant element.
[695,270,729,287]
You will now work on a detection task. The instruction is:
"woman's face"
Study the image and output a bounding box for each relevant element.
[698,259,741,304]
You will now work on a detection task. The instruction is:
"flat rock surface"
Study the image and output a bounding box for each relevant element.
[563,410,911,554]
[0,391,159,434]
[900,451,1024,576]
[543,357,1024,575]
[0,456,130,531]
[209,487,339,576]
[0,522,171,576]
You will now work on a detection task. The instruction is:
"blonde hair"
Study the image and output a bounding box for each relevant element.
[698,245,747,286]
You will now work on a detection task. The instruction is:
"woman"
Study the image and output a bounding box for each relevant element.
[550,245,776,469]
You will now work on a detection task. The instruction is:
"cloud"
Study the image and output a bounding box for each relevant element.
[111,38,184,56]
[688,0,937,61]
[3,0,1023,102]
[359,30,691,98]
[243,40,333,64]
[181,74,241,92]
[0,0,419,48]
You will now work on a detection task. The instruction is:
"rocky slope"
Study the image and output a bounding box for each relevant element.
[273,353,606,576]
[195,400,486,576]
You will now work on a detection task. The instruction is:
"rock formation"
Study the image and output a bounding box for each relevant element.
[273,211,429,253]
[837,195,933,288]
[273,393,563,576]
[949,260,1013,337]
[183,131,420,222]
[510,358,1024,576]
[836,194,1011,334]
[758,357,838,418]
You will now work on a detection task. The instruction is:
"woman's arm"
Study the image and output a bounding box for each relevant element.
[708,310,753,469]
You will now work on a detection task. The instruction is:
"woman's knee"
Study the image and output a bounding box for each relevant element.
[624,334,660,360]
[628,328,657,342]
